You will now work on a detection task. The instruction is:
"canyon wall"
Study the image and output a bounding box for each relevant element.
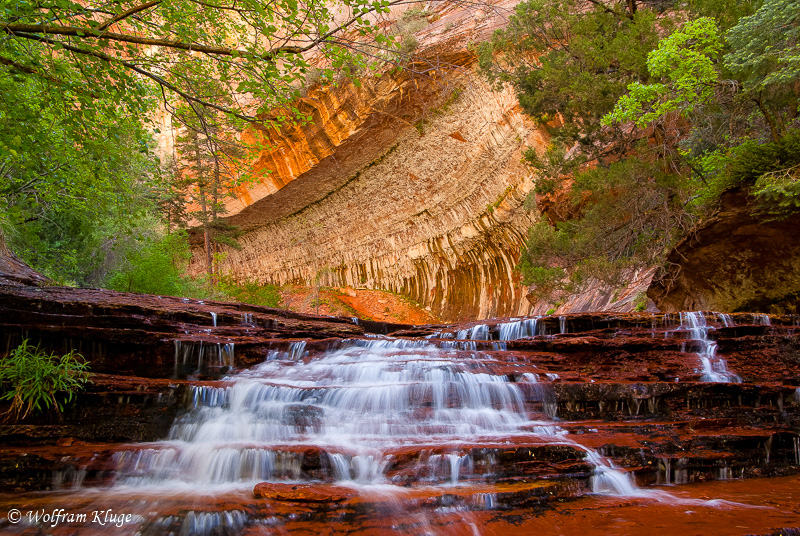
[649,189,800,314]
[189,2,550,321]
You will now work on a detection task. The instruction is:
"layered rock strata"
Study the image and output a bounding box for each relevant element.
[188,1,547,321]
[1,304,799,531]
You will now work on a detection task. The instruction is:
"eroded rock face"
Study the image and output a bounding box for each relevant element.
[0,233,49,287]
[0,282,365,379]
[187,2,546,322]
[649,189,800,313]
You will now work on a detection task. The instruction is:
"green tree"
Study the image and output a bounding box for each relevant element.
[724,0,800,140]
[510,2,800,298]
[1,0,404,287]
[602,17,724,128]
[0,64,163,285]
[477,0,663,168]
[1,0,400,125]
[604,6,800,208]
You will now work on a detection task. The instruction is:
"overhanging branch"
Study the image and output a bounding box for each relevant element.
[10,30,257,122]
[97,0,163,31]
[2,22,305,59]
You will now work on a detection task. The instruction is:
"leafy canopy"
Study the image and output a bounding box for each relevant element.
[477,0,661,153]
[602,17,723,127]
[1,0,398,124]
[725,0,800,91]
[479,0,800,302]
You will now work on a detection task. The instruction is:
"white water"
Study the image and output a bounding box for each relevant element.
[497,317,541,340]
[112,337,645,499]
[677,312,742,383]
[456,324,490,340]
[173,341,235,375]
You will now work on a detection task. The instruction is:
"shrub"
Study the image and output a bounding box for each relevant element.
[0,340,91,420]
[104,231,193,296]
[215,276,282,307]
[633,292,648,312]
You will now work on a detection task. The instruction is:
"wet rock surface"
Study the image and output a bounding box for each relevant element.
[0,282,365,379]
[0,275,799,534]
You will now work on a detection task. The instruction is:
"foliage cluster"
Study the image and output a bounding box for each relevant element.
[102,229,281,306]
[215,276,282,307]
[478,0,800,299]
[1,0,407,301]
[0,340,90,420]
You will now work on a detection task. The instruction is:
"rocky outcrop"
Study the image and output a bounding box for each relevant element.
[0,282,366,379]
[0,232,49,287]
[187,1,547,322]
[649,189,800,313]
[2,301,798,533]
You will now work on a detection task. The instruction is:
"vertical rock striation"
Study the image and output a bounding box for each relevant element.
[189,3,549,321]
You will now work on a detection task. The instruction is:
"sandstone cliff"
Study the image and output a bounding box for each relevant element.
[649,189,800,314]
[188,1,549,321]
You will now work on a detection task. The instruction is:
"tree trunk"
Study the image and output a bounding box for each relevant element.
[754,93,783,142]
[198,187,213,279]
[0,228,8,257]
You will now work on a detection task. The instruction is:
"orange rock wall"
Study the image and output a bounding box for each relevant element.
[189,2,549,321]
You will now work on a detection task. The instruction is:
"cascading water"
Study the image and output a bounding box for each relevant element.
[7,310,790,536]
[678,312,742,383]
[110,336,648,507]
[104,332,646,527]
[118,340,538,488]
[173,341,235,376]
[456,324,490,340]
[497,318,541,340]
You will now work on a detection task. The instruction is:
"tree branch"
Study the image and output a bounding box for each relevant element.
[585,0,633,20]
[0,56,101,97]
[10,30,256,122]
[97,0,163,31]
[3,23,305,59]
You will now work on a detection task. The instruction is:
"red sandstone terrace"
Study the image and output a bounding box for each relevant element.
[0,265,799,535]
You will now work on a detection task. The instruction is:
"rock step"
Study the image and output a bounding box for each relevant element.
[4,421,798,492]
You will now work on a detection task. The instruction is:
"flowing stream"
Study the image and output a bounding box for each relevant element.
[677,312,742,383]
[114,337,586,489]
[14,312,774,535]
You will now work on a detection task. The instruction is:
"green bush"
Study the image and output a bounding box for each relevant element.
[105,231,194,296]
[633,292,648,312]
[0,340,91,420]
[215,276,281,307]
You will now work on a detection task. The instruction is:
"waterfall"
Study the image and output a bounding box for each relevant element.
[112,336,644,496]
[717,313,734,327]
[174,341,235,375]
[456,324,490,340]
[678,312,742,383]
[753,313,771,326]
[497,318,541,340]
